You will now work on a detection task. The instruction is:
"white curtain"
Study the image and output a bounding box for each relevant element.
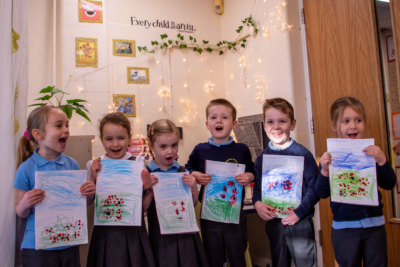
[0,0,16,266]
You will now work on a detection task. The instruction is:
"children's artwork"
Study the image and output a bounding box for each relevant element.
[78,0,103,24]
[113,94,136,117]
[95,160,143,226]
[35,170,88,249]
[127,67,149,84]
[113,39,136,57]
[152,173,199,234]
[202,160,246,224]
[328,139,378,206]
[261,155,304,218]
[75,37,98,68]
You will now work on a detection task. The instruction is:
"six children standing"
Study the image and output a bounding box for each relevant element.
[14,96,395,267]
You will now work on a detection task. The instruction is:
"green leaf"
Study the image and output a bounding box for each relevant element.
[39,86,55,93]
[189,36,193,41]
[241,43,246,48]
[242,19,247,23]
[138,46,142,51]
[149,50,155,53]
[177,33,181,38]
[75,108,91,123]
[183,44,187,48]
[160,34,168,39]
[194,38,197,43]
[202,40,209,44]
[242,39,247,43]
[168,40,173,44]
[193,47,198,52]
[151,41,155,46]
[35,95,52,101]
[228,45,232,50]
[50,88,68,97]
[219,50,224,55]
[206,47,212,53]
[180,36,184,40]
[160,44,164,49]
[236,29,241,33]
[163,42,168,47]
[175,41,179,45]
[72,103,89,112]
[28,103,47,107]
[66,99,87,104]
[254,28,259,34]
[143,46,147,51]
[60,105,73,119]
[180,44,183,49]
[197,48,203,54]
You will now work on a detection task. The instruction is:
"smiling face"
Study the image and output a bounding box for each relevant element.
[206,104,238,143]
[101,123,131,159]
[35,109,70,160]
[149,133,179,170]
[332,107,365,139]
[263,107,296,149]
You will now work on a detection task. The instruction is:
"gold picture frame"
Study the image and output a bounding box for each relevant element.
[113,94,136,117]
[113,39,136,57]
[75,37,98,68]
[78,0,103,24]
[127,67,149,84]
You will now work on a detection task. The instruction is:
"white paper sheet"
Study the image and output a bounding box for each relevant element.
[202,160,246,224]
[94,160,143,226]
[35,170,88,249]
[261,155,304,218]
[328,138,378,206]
[152,172,199,234]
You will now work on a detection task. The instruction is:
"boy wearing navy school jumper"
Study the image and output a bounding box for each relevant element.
[185,98,254,267]
[252,98,319,267]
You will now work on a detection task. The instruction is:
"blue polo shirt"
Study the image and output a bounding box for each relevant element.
[13,149,80,250]
[147,160,181,173]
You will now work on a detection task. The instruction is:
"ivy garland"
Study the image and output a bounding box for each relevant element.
[137,15,258,55]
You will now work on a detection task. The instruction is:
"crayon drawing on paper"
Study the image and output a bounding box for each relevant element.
[152,173,199,234]
[95,160,143,226]
[261,155,304,218]
[202,160,246,224]
[35,170,88,249]
[328,139,378,206]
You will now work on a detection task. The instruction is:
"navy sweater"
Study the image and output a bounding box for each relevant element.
[252,140,320,220]
[315,156,396,221]
[185,141,255,203]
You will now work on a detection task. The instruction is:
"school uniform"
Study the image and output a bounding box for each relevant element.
[13,149,81,267]
[86,153,155,267]
[146,160,209,267]
[185,137,254,267]
[315,158,396,267]
[252,140,319,267]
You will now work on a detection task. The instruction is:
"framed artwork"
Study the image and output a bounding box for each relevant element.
[387,35,395,62]
[75,37,98,68]
[78,0,103,24]
[113,39,136,57]
[392,112,400,140]
[113,94,136,117]
[127,67,149,84]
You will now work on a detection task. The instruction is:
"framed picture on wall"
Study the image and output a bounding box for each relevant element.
[113,94,136,117]
[387,35,395,62]
[113,39,136,57]
[75,37,98,68]
[127,67,149,84]
[78,0,103,24]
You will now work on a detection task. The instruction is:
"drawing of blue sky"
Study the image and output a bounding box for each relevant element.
[36,171,86,211]
[330,152,375,170]
[262,169,302,201]
[154,173,190,198]
[97,160,142,193]
[205,175,243,200]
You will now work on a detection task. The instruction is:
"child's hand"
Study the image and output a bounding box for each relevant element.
[192,171,212,185]
[182,173,198,191]
[21,189,45,209]
[235,173,254,185]
[90,159,101,181]
[80,181,96,196]
[150,174,159,186]
[320,152,331,177]
[281,210,300,225]
[254,201,277,221]
[141,169,152,190]
[363,145,387,166]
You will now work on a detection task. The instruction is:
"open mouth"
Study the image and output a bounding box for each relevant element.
[215,126,223,132]
[272,132,282,138]
[111,148,122,154]
[166,156,173,161]
[348,133,358,139]
[59,138,67,148]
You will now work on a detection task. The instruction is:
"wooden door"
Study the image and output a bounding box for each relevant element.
[303,0,388,266]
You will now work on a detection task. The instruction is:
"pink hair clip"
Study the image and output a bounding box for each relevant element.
[24,127,31,141]
[151,125,154,135]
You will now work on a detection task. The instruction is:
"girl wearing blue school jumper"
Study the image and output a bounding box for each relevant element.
[143,119,209,267]
[315,97,396,267]
[86,112,155,267]
[14,106,96,266]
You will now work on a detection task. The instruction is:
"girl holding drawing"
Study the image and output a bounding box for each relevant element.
[14,106,96,266]
[315,97,396,267]
[86,112,155,267]
[143,119,209,267]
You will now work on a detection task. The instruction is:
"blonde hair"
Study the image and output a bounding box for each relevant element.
[262,98,295,122]
[206,98,237,121]
[16,106,60,169]
[147,119,180,159]
[330,97,366,127]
